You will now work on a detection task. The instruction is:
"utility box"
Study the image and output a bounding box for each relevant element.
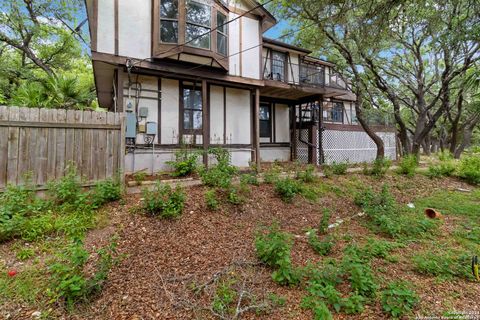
[125,112,137,138]
[146,122,157,135]
[139,107,149,118]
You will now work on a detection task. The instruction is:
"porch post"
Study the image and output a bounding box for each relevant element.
[318,95,324,165]
[202,79,209,166]
[253,88,261,171]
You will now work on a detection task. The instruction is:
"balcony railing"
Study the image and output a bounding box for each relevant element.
[262,56,349,90]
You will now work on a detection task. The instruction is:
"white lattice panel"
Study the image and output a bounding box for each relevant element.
[321,130,396,164]
[295,129,310,163]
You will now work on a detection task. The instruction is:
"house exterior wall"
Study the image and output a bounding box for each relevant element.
[96,0,115,54]
[118,0,151,59]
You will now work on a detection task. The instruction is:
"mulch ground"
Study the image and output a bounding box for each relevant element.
[2,173,479,319]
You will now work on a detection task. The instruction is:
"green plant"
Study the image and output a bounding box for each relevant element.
[381,281,419,318]
[133,171,147,185]
[199,148,237,189]
[364,158,391,177]
[212,278,237,315]
[274,177,302,203]
[457,155,480,185]
[46,166,83,207]
[346,263,378,298]
[397,155,418,177]
[226,186,245,205]
[16,247,35,260]
[437,150,454,161]
[412,250,471,280]
[240,173,259,186]
[142,182,186,218]
[91,178,122,208]
[426,161,456,178]
[307,229,334,256]
[205,189,219,210]
[263,164,282,184]
[331,161,348,175]
[318,209,331,234]
[342,293,365,314]
[296,164,316,183]
[255,223,299,286]
[166,148,199,177]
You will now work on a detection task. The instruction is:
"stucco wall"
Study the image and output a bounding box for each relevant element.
[275,103,290,143]
[96,0,115,54]
[160,78,180,144]
[118,0,151,59]
[210,85,225,144]
[225,88,251,144]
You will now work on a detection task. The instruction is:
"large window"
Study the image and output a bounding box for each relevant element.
[331,102,344,123]
[182,87,203,131]
[186,0,211,49]
[271,51,286,81]
[216,11,228,56]
[260,104,271,138]
[160,0,178,43]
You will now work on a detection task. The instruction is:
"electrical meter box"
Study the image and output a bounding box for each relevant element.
[138,124,146,133]
[139,107,148,118]
[146,122,157,135]
[125,112,137,138]
[126,99,134,112]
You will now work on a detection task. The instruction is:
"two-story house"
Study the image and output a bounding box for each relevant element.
[85,0,396,173]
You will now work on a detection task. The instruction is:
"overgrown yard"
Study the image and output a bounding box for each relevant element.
[1,153,480,319]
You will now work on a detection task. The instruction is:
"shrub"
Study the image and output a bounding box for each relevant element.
[397,155,418,177]
[263,163,283,184]
[46,166,83,207]
[318,209,331,234]
[296,164,316,183]
[142,182,186,218]
[132,171,147,185]
[437,150,454,161]
[346,263,378,298]
[274,177,302,203]
[166,148,199,177]
[426,161,456,178]
[368,158,392,177]
[381,281,419,318]
[48,238,118,308]
[457,155,480,185]
[307,229,334,256]
[91,178,122,208]
[255,223,299,286]
[240,173,259,186]
[205,189,219,210]
[199,148,237,189]
[331,161,348,175]
[412,250,471,280]
[226,186,245,205]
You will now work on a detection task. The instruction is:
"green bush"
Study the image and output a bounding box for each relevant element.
[457,155,480,185]
[381,281,419,318]
[397,155,418,177]
[331,161,348,175]
[142,182,186,218]
[263,163,282,184]
[199,148,237,189]
[205,189,219,210]
[412,250,471,280]
[307,229,334,256]
[166,148,200,177]
[437,150,454,161]
[91,178,122,208]
[46,166,84,207]
[132,171,147,185]
[48,238,117,308]
[363,158,391,177]
[240,173,259,186]
[318,209,331,234]
[426,161,456,178]
[255,223,299,286]
[274,177,302,203]
[296,164,316,183]
[226,186,245,205]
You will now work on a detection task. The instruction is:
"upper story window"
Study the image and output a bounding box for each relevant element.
[186,0,211,49]
[160,0,179,43]
[271,51,286,81]
[216,11,228,56]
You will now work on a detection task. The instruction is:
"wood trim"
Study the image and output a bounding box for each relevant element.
[223,86,226,144]
[0,121,121,130]
[254,88,260,170]
[92,52,263,87]
[202,80,209,165]
[178,82,183,143]
[114,0,119,55]
[260,142,290,147]
[158,78,162,144]
[116,70,124,112]
[90,0,98,52]
[239,16,243,77]
[228,6,261,20]
[272,102,276,143]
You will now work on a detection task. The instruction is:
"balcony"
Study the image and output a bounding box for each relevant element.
[262,56,349,91]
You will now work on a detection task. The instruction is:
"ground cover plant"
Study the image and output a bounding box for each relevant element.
[166,147,200,177]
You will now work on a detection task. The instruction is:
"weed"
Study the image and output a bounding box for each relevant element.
[133,171,147,185]
[397,155,418,177]
[307,229,334,256]
[318,209,331,234]
[240,173,259,186]
[226,186,245,205]
[331,161,348,175]
[199,148,237,189]
[342,294,365,314]
[205,189,219,210]
[381,281,419,318]
[166,148,200,177]
[274,177,302,203]
[412,250,471,280]
[212,278,237,315]
[16,247,35,261]
[91,178,122,208]
[457,155,480,185]
[296,164,316,183]
[46,166,83,207]
[437,150,454,161]
[426,161,456,178]
[142,182,186,218]
[364,158,391,177]
[346,263,378,298]
[263,164,282,184]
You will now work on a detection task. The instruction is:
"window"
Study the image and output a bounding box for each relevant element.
[260,104,271,138]
[271,51,286,81]
[160,0,178,43]
[186,0,211,49]
[183,87,203,131]
[331,102,344,123]
[216,12,228,56]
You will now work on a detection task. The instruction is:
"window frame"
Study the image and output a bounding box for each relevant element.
[259,103,272,139]
[216,10,228,56]
[331,101,344,123]
[159,0,179,44]
[181,83,204,134]
[269,50,287,82]
[185,0,212,49]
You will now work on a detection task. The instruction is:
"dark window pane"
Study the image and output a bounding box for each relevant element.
[160,20,178,43]
[183,88,203,130]
[260,120,271,138]
[192,90,202,109]
[160,0,178,18]
[186,0,211,26]
[184,110,192,129]
[217,33,227,55]
[217,12,227,34]
[186,24,210,48]
[259,106,270,120]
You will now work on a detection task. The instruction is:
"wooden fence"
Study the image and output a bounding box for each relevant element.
[0,106,125,190]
